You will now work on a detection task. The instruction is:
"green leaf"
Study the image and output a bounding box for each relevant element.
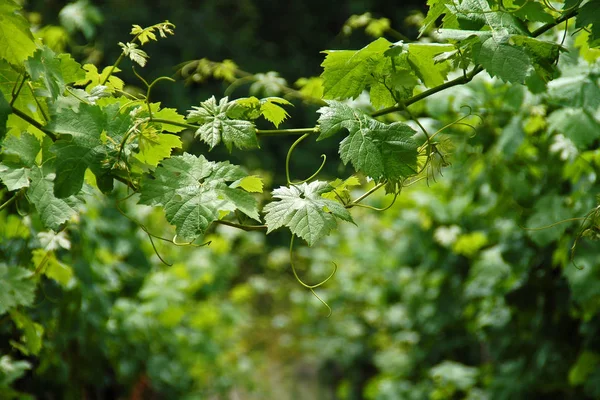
[321,37,392,100]
[25,47,85,99]
[48,104,107,197]
[187,96,258,152]
[32,249,73,287]
[0,265,36,315]
[136,128,182,167]
[406,43,454,87]
[548,108,600,149]
[321,176,360,202]
[511,0,554,24]
[260,97,292,128]
[0,1,37,67]
[2,131,41,166]
[0,165,28,191]
[47,103,130,197]
[77,63,124,93]
[139,153,258,240]
[151,104,187,133]
[263,181,354,246]
[316,101,363,141]
[317,101,418,182]
[0,132,42,190]
[576,1,600,47]
[234,175,264,193]
[26,166,82,230]
[420,0,453,33]
[118,42,148,67]
[473,32,533,83]
[526,194,570,246]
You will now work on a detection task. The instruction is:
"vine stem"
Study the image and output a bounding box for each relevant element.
[346,182,386,208]
[0,193,18,212]
[214,220,267,231]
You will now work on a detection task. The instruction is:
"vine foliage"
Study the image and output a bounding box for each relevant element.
[0,0,598,329]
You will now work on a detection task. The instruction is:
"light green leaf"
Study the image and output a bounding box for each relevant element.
[118,42,148,67]
[263,180,353,246]
[0,165,29,191]
[26,166,82,230]
[420,0,453,33]
[322,176,360,202]
[234,175,264,193]
[187,96,258,152]
[32,249,73,287]
[321,37,392,100]
[0,1,37,67]
[0,265,36,315]
[260,97,292,128]
[139,153,258,240]
[407,43,454,87]
[151,104,187,133]
[136,129,182,167]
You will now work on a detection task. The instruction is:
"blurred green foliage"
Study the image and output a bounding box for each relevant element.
[2,1,600,399]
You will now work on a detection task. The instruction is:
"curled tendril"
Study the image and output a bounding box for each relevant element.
[116,193,211,266]
[542,0,582,13]
[289,235,336,317]
[285,133,327,186]
[351,190,400,212]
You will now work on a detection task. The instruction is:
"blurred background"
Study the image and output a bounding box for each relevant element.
[2,0,600,399]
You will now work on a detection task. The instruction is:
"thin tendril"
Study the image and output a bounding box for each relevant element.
[520,217,585,231]
[351,191,399,211]
[285,134,326,185]
[289,235,336,317]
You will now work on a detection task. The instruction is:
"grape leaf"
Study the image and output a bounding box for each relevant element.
[0,1,37,67]
[322,176,360,203]
[339,118,419,182]
[576,1,600,47]
[317,101,419,182]
[263,181,354,246]
[260,97,292,128]
[230,97,292,127]
[0,132,42,190]
[48,104,107,197]
[321,37,392,100]
[0,265,36,315]
[187,96,258,152]
[317,101,362,140]
[2,132,41,166]
[150,104,187,133]
[234,175,264,193]
[511,0,554,23]
[420,0,453,33]
[25,47,84,99]
[135,125,182,167]
[407,43,454,87]
[76,64,124,93]
[138,153,259,240]
[473,32,533,83]
[26,166,82,230]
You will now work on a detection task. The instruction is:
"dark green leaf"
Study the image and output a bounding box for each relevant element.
[0,265,36,315]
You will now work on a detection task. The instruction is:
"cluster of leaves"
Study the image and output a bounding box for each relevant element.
[1,0,600,397]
